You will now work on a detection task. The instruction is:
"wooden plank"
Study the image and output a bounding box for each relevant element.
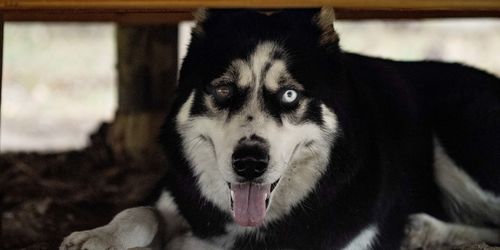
[2,10,192,23]
[2,9,500,22]
[2,0,500,22]
[2,0,500,11]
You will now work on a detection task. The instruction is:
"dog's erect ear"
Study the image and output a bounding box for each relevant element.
[192,8,208,35]
[278,8,338,46]
[281,8,338,47]
[314,7,338,45]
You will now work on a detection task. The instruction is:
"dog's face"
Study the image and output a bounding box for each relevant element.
[174,9,340,228]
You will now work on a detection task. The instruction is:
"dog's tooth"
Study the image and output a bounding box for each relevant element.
[265,193,268,200]
[231,190,235,200]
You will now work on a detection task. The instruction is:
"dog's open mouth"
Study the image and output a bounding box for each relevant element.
[228,179,279,227]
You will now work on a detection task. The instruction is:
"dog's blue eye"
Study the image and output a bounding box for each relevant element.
[280,89,299,105]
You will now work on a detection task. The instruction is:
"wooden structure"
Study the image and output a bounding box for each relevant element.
[0,1,499,155]
[1,1,500,22]
[108,24,178,158]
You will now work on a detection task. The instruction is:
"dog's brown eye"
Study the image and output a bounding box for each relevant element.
[213,85,233,102]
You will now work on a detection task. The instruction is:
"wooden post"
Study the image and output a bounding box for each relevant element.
[108,24,178,160]
[0,16,3,149]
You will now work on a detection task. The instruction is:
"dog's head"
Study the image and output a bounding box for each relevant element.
[171,8,342,228]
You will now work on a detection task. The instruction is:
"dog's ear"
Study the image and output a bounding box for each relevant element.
[192,8,208,35]
[280,8,338,47]
[314,7,338,46]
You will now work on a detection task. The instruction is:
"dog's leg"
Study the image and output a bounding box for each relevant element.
[402,213,500,250]
[60,191,190,250]
[60,206,163,250]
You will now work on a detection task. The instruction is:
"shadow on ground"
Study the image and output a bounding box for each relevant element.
[0,123,165,249]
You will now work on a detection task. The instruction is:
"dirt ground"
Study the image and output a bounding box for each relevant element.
[0,123,165,249]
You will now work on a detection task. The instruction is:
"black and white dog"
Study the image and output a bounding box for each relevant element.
[61,8,500,250]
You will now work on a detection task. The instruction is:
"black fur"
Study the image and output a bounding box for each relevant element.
[157,9,500,249]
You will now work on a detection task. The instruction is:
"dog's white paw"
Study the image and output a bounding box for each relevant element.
[60,229,124,250]
[401,213,450,250]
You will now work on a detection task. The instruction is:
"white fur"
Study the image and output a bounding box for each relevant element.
[403,213,500,249]
[167,233,225,250]
[176,92,195,124]
[402,139,500,249]
[253,43,302,92]
[341,224,378,250]
[434,139,500,225]
[60,207,161,250]
[263,59,287,91]
[156,190,179,215]
[235,59,253,87]
[60,191,198,250]
[250,42,277,90]
[211,59,252,88]
[156,191,191,241]
[175,41,339,229]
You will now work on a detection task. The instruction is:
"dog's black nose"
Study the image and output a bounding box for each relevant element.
[232,138,269,180]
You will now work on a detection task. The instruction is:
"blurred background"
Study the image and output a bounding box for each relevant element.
[2,23,116,152]
[1,19,500,249]
[2,20,500,152]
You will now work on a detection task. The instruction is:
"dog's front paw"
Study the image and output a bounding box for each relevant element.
[60,229,123,250]
[401,213,448,250]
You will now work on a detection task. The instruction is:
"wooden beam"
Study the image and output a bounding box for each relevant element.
[2,0,500,10]
[2,9,500,22]
[2,1,500,22]
[2,10,192,23]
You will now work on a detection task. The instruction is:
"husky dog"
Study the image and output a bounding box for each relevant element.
[61,8,500,250]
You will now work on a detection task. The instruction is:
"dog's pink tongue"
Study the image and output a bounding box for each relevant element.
[231,183,270,227]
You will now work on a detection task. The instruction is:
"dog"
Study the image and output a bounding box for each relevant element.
[60,8,500,250]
